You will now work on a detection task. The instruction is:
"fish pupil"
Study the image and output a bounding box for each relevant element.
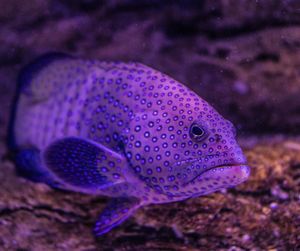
[191,125,204,136]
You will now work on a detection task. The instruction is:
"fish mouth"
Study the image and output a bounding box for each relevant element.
[184,161,250,186]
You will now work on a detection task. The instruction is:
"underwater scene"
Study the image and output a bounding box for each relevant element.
[0,1,299,250]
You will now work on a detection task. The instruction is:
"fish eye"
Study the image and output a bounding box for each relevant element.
[189,123,207,141]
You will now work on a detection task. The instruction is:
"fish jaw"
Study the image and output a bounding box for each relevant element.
[199,164,250,185]
[186,164,250,196]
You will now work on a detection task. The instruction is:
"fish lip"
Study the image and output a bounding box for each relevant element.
[184,161,248,185]
[207,162,247,170]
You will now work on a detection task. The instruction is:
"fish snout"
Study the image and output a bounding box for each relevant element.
[218,163,250,184]
[184,149,250,192]
[217,149,250,184]
[232,164,251,183]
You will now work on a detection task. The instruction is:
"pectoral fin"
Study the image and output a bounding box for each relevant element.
[43,137,127,192]
[94,197,140,236]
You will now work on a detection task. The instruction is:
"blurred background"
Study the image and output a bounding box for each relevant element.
[0,1,299,250]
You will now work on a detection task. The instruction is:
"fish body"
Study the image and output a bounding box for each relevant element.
[11,53,250,235]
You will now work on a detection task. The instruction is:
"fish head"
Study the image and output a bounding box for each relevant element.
[123,94,250,199]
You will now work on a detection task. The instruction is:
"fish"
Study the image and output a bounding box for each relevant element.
[10,52,250,236]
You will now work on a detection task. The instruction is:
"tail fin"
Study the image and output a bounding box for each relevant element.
[18,52,72,94]
[7,52,72,150]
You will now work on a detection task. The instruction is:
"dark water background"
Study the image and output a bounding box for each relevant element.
[0,1,299,250]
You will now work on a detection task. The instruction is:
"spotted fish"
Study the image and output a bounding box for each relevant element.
[10,53,250,235]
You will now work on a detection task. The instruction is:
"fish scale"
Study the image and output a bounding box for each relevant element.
[10,52,250,236]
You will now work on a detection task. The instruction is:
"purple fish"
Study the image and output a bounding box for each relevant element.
[10,53,250,235]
